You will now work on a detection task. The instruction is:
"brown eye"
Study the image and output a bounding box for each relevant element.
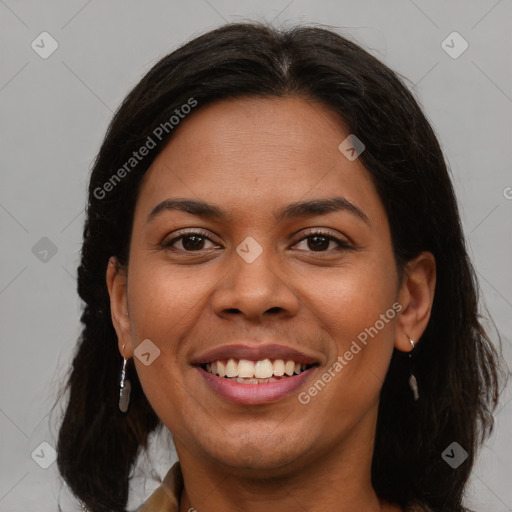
[305,235,331,251]
[162,230,219,252]
[293,231,353,252]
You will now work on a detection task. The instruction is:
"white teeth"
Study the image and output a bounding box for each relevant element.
[238,359,255,378]
[284,360,295,376]
[204,357,313,380]
[273,359,285,376]
[254,359,273,379]
[217,360,226,377]
[225,358,238,377]
[236,377,256,383]
[232,376,278,383]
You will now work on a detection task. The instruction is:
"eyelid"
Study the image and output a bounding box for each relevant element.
[292,228,354,250]
[161,227,354,252]
[159,228,220,249]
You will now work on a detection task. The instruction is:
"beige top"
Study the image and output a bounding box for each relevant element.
[138,462,432,512]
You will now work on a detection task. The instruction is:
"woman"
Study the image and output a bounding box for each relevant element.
[56,22,501,512]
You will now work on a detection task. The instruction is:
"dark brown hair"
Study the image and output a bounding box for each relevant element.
[56,22,502,512]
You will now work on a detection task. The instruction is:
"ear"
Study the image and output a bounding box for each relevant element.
[395,251,436,352]
[106,256,134,358]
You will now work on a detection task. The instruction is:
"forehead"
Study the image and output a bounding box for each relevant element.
[134,96,383,224]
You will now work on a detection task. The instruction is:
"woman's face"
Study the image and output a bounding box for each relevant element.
[110,96,421,475]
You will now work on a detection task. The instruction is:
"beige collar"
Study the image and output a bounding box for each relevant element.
[138,461,183,512]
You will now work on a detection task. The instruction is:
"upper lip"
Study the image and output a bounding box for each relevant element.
[191,343,322,365]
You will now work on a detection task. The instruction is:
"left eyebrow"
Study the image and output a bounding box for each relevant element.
[274,197,370,225]
[146,196,370,225]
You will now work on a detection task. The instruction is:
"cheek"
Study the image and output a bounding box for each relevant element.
[301,256,398,346]
[127,259,214,342]
[133,355,202,446]
[295,257,398,410]
[125,260,208,408]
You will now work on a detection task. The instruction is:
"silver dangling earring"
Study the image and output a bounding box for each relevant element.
[408,338,419,401]
[119,344,131,413]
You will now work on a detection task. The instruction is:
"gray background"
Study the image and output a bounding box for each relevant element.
[1,0,511,510]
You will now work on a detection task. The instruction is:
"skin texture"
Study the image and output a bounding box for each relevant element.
[107,96,436,512]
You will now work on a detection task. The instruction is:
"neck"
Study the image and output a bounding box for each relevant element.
[175,409,397,512]
[178,464,382,512]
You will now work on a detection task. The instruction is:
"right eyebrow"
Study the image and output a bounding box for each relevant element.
[147,199,229,224]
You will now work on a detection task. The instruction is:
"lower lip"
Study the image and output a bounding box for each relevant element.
[197,366,317,404]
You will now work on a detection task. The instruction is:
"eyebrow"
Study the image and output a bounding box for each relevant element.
[147,197,370,225]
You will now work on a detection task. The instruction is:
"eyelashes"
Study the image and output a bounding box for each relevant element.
[161,229,219,252]
[160,228,354,254]
[293,229,354,252]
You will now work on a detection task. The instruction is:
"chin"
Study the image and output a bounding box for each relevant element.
[205,435,311,476]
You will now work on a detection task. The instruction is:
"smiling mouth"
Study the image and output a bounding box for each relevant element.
[200,358,319,384]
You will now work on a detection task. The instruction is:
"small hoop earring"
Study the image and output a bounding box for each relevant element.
[408,338,419,401]
[119,344,131,413]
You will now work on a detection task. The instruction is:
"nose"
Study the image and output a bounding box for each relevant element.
[211,246,300,323]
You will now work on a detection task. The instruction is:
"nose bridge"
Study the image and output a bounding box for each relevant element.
[211,235,299,320]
